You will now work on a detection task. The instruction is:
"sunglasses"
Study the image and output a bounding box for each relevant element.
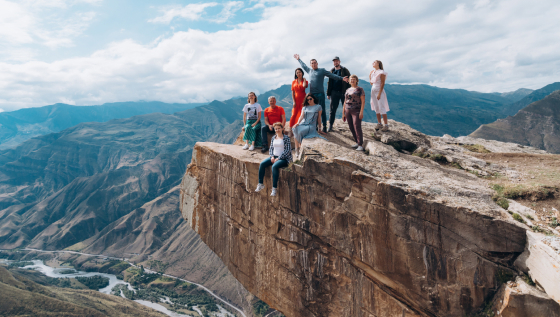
[306,97,313,100]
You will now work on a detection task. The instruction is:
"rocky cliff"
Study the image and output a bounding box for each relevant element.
[180,120,560,317]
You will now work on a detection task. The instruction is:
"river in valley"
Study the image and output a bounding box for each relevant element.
[1,259,235,317]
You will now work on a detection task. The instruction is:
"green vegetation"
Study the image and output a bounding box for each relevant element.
[146,260,168,273]
[512,213,525,223]
[59,269,77,274]
[526,214,534,220]
[75,275,110,290]
[532,225,553,235]
[7,261,33,268]
[496,269,515,285]
[253,299,270,316]
[551,217,558,228]
[118,267,220,314]
[413,152,447,163]
[521,273,535,286]
[491,183,556,201]
[461,144,491,153]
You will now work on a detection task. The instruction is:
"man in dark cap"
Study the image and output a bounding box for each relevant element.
[326,56,351,132]
[294,54,349,133]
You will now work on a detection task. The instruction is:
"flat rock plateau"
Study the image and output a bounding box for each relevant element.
[180,119,560,317]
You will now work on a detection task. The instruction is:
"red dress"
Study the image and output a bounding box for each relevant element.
[290,79,308,127]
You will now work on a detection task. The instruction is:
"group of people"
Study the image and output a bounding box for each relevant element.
[243,54,391,196]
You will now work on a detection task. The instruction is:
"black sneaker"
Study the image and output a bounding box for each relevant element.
[327,125,333,132]
[322,127,328,133]
[261,147,268,153]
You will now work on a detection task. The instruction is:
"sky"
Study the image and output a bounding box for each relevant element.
[0,0,559,112]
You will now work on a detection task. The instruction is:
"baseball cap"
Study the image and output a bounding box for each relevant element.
[332,56,340,61]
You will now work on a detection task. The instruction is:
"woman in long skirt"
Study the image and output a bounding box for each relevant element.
[242,92,263,150]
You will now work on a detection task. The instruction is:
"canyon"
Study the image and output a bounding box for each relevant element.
[180,120,560,316]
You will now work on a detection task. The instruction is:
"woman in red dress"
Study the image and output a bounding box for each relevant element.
[290,68,308,127]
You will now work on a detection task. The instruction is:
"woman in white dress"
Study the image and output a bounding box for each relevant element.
[369,60,390,132]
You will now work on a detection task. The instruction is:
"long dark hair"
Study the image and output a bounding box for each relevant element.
[303,93,317,106]
[294,68,305,79]
[375,60,384,70]
[247,92,257,103]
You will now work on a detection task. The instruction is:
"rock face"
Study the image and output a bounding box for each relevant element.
[489,277,560,317]
[180,120,560,316]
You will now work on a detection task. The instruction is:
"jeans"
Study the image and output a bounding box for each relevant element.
[261,125,275,148]
[314,92,327,131]
[329,90,344,126]
[258,156,289,188]
[345,107,363,146]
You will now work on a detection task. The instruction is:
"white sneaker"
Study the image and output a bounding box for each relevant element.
[249,145,255,151]
[255,183,265,192]
[351,144,359,148]
[356,146,364,151]
[271,188,277,196]
[381,125,389,132]
[242,144,249,150]
[375,123,383,130]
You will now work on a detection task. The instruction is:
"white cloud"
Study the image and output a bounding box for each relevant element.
[0,0,98,60]
[149,3,219,24]
[211,1,244,23]
[0,0,559,111]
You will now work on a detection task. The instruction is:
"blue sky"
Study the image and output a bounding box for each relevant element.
[0,0,559,111]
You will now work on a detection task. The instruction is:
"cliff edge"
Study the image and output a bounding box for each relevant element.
[180,120,560,317]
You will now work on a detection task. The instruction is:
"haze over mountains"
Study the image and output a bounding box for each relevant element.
[0,101,203,150]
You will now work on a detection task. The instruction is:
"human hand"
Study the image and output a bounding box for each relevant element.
[252,123,257,127]
[294,54,300,60]
[343,76,349,83]
[377,94,381,100]
[359,112,363,120]
[343,115,346,122]
[268,125,273,131]
[242,126,245,131]
[271,157,276,163]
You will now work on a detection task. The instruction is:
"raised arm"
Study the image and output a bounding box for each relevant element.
[295,56,311,74]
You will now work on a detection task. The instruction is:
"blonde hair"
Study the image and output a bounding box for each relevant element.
[349,74,359,83]
[273,122,284,130]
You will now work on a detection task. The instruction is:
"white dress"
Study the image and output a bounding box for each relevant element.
[369,69,390,114]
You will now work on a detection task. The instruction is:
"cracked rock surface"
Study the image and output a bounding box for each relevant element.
[180,120,558,317]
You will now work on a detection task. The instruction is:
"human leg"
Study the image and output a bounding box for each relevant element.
[329,91,343,129]
[382,114,388,125]
[271,159,289,188]
[261,126,271,149]
[350,109,363,146]
[346,108,358,144]
[258,157,273,184]
[316,93,327,132]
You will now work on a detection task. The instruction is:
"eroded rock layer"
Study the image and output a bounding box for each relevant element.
[179,120,543,317]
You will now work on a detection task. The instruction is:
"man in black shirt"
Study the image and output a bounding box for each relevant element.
[326,56,351,132]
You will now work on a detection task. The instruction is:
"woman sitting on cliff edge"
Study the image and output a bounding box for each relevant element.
[255,122,293,196]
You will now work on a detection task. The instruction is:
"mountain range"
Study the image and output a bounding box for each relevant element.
[0,82,540,153]
[0,101,202,150]
[471,90,560,153]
